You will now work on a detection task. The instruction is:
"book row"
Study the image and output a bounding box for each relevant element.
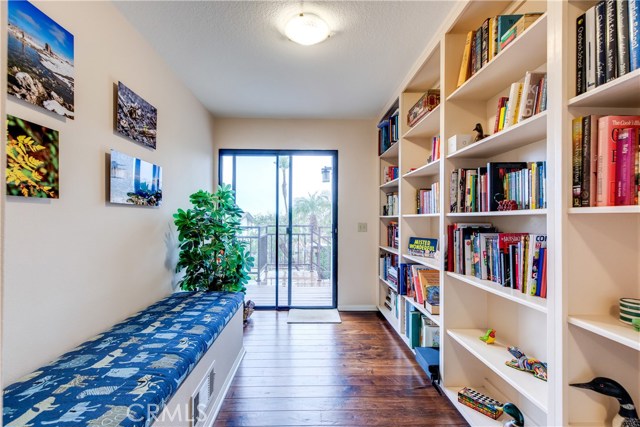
[399,264,440,315]
[446,223,548,298]
[494,71,547,133]
[575,0,640,96]
[380,253,399,287]
[450,162,547,213]
[403,302,439,349]
[417,182,440,214]
[382,165,399,184]
[382,192,399,216]
[378,104,400,155]
[572,115,640,207]
[386,221,399,249]
[457,13,544,87]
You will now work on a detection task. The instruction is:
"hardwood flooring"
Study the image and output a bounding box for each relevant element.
[214,311,468,426]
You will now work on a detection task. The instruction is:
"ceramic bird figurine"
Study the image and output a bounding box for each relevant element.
[473,123,486,141]
[502,402,525,427]
[570,377,640,427]
[479,328,496,344]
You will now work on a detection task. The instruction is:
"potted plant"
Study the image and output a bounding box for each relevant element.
[173,185,255,321]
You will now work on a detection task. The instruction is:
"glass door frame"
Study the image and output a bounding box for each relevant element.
[218,149,338,310]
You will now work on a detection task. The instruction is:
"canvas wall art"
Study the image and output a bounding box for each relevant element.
[110,150,162,206]
[7,0,74,119]
[6,115,60,198]
[116,82,157,149]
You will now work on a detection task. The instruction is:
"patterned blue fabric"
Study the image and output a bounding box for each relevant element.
[3,291,243,427]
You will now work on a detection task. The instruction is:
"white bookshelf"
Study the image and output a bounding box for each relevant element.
[403,295,440,326]
[379,245,399,255]
[402,253,440,270]
[374,0,639,425]
[380,178,399,189]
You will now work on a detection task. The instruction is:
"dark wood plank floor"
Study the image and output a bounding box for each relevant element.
[214,310,468,426]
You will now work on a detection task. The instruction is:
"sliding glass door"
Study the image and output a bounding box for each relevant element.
[219,150,337,309]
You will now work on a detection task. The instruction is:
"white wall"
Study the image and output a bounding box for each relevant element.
[3,1,215,385]
[213,118,379,310]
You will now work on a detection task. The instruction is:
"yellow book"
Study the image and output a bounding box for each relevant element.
[457,31,474,88]
[498,106,507,131]
[488,17,496,61]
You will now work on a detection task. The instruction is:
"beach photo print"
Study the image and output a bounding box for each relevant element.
[7,0,74,119]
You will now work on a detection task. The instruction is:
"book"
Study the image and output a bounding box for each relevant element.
[488,17,496,61]
[605,0,618,83]
[408,237,438,258]
[527,234,547,296]
[595,1,607,86]
[504,82,523,128]
[494,97,508,133]
[597,116,640,206]
[449,169,459,213]
[586,5,597,90]
[631,0,640,71]
[518,72,546,122]
[481,18,490,68]
[572,116,584,207]
[474,27,483,74]
[582,115,601,206]
[576,13,587,95]
[498,233,528,287]
[615,128,638,205]
[409,310,421,348]
[495,15,523,55]
[617,0,630,76]
[458,387,504,420]
[499,13,543,50]
[421,317,439,347]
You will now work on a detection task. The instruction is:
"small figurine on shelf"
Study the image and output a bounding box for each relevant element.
[502,403,525,427]
[570,377,640,427]
[505,346,547,381]
[473,123,487,141]
[479,328,496,344]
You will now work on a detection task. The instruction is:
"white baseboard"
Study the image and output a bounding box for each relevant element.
[338,305,378,311]
[206,346,246,427]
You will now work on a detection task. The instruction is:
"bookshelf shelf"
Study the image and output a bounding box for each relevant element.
[402,253,440,270]
[568,315,640,352]
[446,112,547,159]
[402,295,440,326]
[402,213,439,219]
[377,304,398,331]
[403,105,440,139]
[568,68,640,109]
[380,178,400,190]
[568,206,640,215]
[379,276,397,292]
[403,159,440,178]
[447,272,547,313]
[447,209,547,217]
[379,245,399,255]
[380,142,399,159]
[379,215,399,220]
[447,329,548,413]
[447,13,548,103]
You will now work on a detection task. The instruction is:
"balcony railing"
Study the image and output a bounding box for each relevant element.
[238,224,332,283]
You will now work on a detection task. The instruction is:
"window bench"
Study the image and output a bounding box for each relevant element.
[3,291,245,427]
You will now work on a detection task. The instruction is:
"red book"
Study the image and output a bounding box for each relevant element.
[540,246,548,299]
[493,97,508,133]
[615,128,638,205]
[596,116,640,206]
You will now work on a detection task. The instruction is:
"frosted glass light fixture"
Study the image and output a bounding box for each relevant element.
[285,13,330,46]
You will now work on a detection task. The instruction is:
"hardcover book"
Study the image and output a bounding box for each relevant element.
[408,237,438,258]
[576,13,586,95]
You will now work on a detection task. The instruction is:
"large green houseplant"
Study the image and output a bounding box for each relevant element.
[173,185,254,293]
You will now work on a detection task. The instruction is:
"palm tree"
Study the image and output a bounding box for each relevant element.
[294,191,330,232]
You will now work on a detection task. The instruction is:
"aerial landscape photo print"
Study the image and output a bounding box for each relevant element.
[7,0,74,119]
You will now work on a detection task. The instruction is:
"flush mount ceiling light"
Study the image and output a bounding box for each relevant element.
[285,13,330,46]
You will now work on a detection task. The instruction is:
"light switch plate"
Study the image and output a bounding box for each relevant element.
[357,223,367,232]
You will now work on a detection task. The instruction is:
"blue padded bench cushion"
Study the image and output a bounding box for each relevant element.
[3,291,244,427]
[414,346,440,381]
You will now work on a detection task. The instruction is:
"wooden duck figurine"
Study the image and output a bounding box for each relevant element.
[479,328,496,344]
[570,377,640,427]
[473,123,486,141]
[502,402,525,427]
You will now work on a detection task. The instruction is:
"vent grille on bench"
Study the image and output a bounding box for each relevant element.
[192,364,216,427]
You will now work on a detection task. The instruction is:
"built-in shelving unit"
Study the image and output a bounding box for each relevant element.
[375,1,639,426]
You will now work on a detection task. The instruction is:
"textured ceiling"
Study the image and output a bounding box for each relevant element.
[115,1,455,119]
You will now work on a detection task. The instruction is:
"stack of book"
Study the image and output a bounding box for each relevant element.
[457,13,544,87]
[446,223,548,298]
[416,183,440,214]
[382,165,399,183]
[386,221,399,249]
[572,115,640,207]
[383,192,399,216]
[576,1,640,96]
[378,103,400,154]
[407,90,440,127]
[494,71,547,133]
[450,161,547,213]
[380,253,399,289]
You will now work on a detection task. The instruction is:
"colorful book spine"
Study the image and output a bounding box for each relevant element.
[631,0,640,71]
[605,0,618,83]
[586,6,597,90]
[595,1,607,86]
[572,117,584,207]
[576,13,587,95]
[617,0,630,76]
[615,128,638,205]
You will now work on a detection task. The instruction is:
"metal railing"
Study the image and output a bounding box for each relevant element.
[238,224,332,283]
